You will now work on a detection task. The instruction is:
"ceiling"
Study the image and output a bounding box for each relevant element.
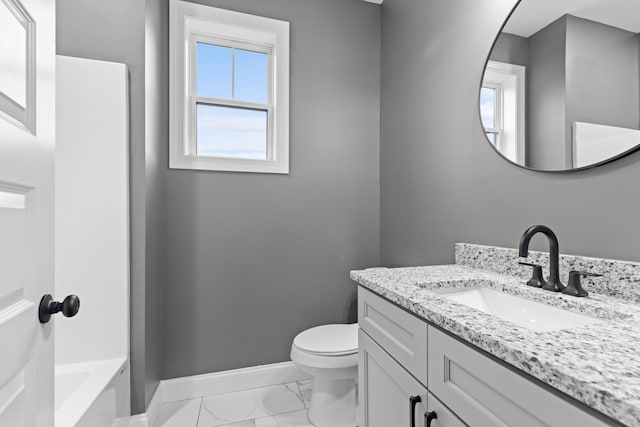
[503,0,640,37]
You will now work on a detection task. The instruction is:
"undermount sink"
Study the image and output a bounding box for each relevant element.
[432,287,599,332]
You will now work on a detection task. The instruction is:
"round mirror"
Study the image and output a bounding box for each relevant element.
[480,0,640,171]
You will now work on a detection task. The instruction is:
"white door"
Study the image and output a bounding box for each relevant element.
[0,0,56,425]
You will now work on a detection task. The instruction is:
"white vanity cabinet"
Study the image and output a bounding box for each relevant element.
[357,287,616,427]
[359,330,464,427]
[358,287,464,427]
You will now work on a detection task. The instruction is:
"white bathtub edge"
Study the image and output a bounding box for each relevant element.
[55,357,127,427]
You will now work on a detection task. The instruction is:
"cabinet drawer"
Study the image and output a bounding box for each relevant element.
[428,326,612,427]
[358,287,428,383]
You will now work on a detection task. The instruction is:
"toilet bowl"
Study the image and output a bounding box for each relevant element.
[290,324,358,427]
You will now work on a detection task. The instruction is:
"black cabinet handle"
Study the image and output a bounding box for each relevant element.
[425,411,438,426]
[39,294,80,323]
[409,395,421,427]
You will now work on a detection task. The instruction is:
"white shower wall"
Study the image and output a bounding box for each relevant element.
[55,55,129,366]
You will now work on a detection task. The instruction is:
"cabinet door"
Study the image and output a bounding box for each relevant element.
[426,393,467,427]
[428,326,614,427]
[359,329,428,427]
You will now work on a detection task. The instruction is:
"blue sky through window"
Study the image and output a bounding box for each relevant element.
[196,104,267,159]
[480,87,495,129]
[196,43,269,159]
[197,43,232,99]
[235,49,268,103]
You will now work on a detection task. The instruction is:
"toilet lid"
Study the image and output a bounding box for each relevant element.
[293,324,358,356]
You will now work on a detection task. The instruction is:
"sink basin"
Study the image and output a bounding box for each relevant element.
[432,287,599,332]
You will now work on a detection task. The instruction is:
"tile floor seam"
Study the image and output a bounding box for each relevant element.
[158,382,316,427]
[255,407,310,421]
[295,381,307,410]
[161,396,202,405]
[195,397,203,427]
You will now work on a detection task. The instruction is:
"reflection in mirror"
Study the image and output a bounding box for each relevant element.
[480,0,640,171]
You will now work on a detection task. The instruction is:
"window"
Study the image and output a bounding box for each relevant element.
[170,1,290,173]
[480,61,525,164]
[480,82,502,146]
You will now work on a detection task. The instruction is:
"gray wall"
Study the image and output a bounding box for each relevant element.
[162,0,381,379]
[565,15,640,131]
[57,0,163,413]
[143,0,167,414]
[490,33,528,67]
[527,17,568,169]
[380,0,640,269]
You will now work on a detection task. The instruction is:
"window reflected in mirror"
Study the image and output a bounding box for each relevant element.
[480,0,640,171]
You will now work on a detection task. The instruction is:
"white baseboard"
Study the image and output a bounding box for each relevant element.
[111,380,163,427]
[161,361,310,403]
[111,413,147,427]
[144,382,165,427]
[111,361,310,427]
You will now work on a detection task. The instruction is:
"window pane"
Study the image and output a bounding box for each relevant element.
[234,49,268,104]
[197,43,232,99]
[480,87,495,129]
[486,132,496,145]
[196,104,268,159]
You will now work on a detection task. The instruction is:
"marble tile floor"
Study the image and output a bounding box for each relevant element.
[156,379,315,427]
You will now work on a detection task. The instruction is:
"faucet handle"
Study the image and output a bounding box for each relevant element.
[561,270,602,297]
[518,262,547,288]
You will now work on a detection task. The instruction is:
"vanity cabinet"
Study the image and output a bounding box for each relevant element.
[358,287,615,427]
[359,330,464,427]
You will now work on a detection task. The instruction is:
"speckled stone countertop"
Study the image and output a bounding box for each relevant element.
[351,244,640,427]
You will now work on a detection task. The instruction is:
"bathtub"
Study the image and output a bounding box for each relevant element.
[55,357,130,427]
[55,56,131,427]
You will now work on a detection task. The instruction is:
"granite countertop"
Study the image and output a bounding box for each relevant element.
[350,244,640,427]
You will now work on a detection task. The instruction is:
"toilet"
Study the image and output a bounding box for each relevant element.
[290,323,359,427]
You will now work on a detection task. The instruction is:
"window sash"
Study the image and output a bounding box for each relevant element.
[485,130,500,146]
[188,33,275,160]
[189,33,274,104]
[190,97,273,159]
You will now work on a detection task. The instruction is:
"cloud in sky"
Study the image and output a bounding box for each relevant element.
[197,105,268,159]
[198,104,267,132]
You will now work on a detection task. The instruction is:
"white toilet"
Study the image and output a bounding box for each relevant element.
[290,323,358,427]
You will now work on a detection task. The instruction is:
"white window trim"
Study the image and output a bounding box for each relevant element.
[484,60,526,165]
[169,0,290,174]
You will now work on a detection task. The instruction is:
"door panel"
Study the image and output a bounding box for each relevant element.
[0,0,56,424]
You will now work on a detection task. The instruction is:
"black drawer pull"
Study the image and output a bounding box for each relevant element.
[425,410,438,426]
[409,395,422,427]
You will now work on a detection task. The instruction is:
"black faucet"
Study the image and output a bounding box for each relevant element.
[518,225,565,292]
